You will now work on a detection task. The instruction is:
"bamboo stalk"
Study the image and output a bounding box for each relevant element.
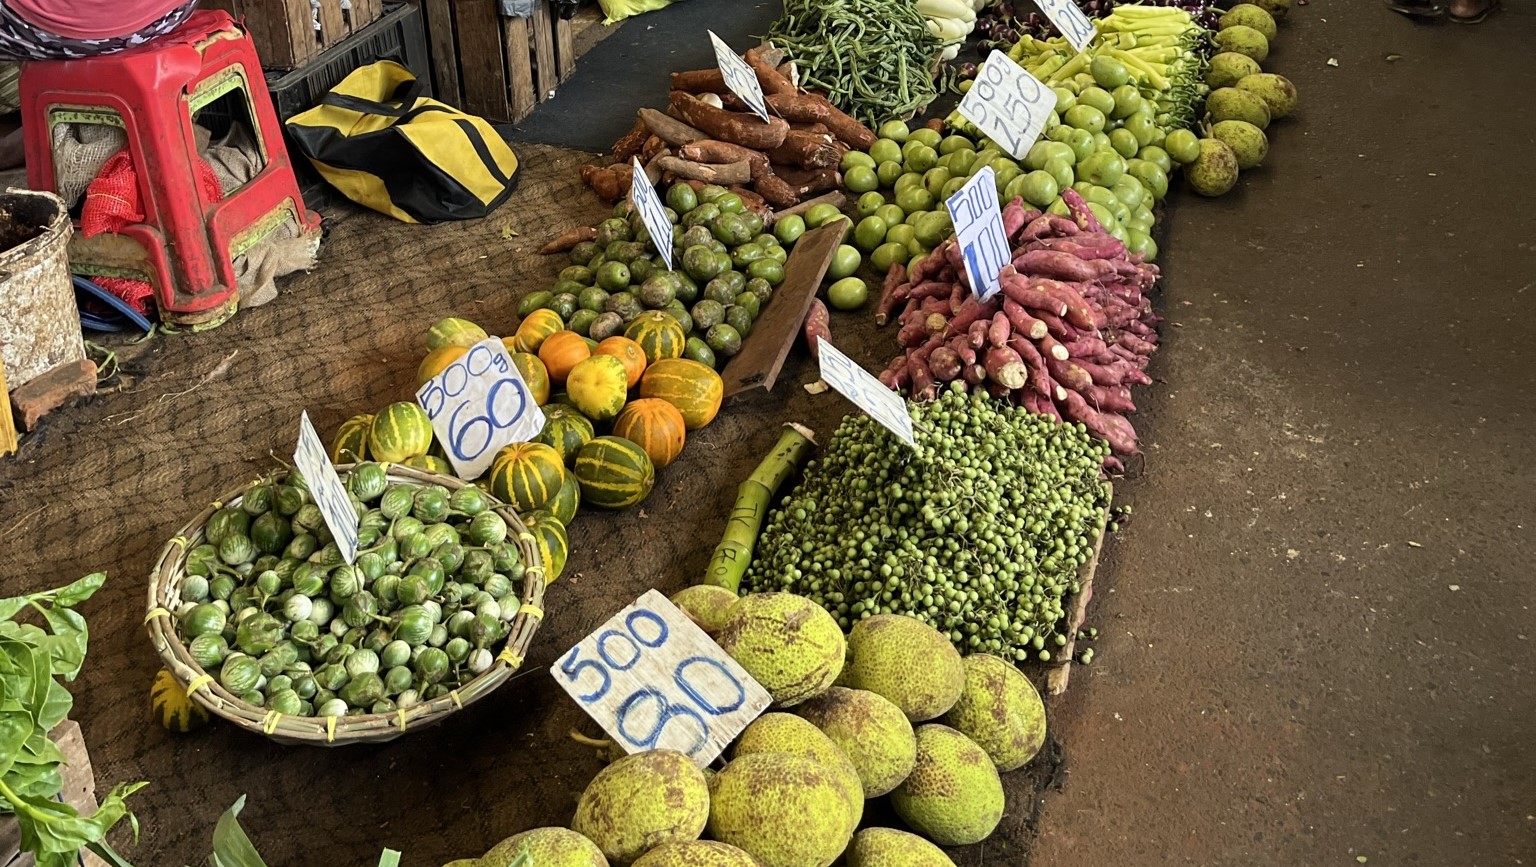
[702,424,817,593]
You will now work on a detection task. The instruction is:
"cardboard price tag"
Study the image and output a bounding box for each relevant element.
[956,50,1057,161]
[415,337,545,480]
[818,339,917,448]
[630,157,675,271]
[709,30,770,123]
[551,589,771,766]
[946,166,1012,302]
[1036,0,1098,52]
[292,411,359,564]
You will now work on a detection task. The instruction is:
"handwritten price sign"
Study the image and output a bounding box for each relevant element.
[552,590,771,766]
[818,339,917,448]
[709,31,769,122]
[956,50,1056,161]
[293,411,359,564]
[630,157,675,271]
[415,337,545,480]
[946,166,1011,302]
[1036,0,1097,53]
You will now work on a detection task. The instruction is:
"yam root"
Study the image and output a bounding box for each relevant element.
[638,108,706,146]
[640,135,668,162]
[670,68,730,93]
[581,164,630,201]
[818,101,877,149]
[767,92,832,123]
[655,156,752,185]
[768,131,841,169]
[678,140,770,178]
[746,46,798,96]
[803,299,830,359]
[728,185,770,215]
[755,170,800,208]
[611,118,649,162]
[671,91,789,150]
[539,226,597,255]
[775,165,839,197]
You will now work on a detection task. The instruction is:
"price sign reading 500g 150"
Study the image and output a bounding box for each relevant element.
[1036,0,1098,53]
[415,337,545,480]
[956,50,1057,161]
[551,589,771,766]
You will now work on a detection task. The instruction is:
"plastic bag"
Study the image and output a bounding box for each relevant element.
[597,0,676,23]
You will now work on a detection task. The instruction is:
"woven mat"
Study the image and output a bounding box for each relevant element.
[0,142,1059,866]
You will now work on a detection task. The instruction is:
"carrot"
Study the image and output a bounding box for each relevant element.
[670,92,790,150]
[988,311,1011,348]
[875,263,907,326]
[803,299,830,359]
[1003,300,1048,340]
[984,346,1029,390]
[538,225,597,254]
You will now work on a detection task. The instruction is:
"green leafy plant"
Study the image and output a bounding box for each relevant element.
[0,573,147,867]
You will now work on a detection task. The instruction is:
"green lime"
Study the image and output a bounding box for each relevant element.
[841,150,876,172]
[1063,104,1107,134]
[876,204,906,228]
[827,277,868,311]
[774,214,806,245]
[828,244,862,280]
[869,138,903,165]
[665,183,697,214]
[855,191,885,218]
[596,261,631,291]
[1091,55,1131,89]
[870,241,910,272]
[845,165,880,194]
[854,216,888,252]
[878,120,910,143]
[805,203,843,229]
[747,258,785,285]
[1164,129,1201,164]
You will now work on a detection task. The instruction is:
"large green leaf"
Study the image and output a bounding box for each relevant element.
[0,642,49,724]
[14,727,66,765]
[37,680,72,731]
[4,760,63,802]
[52,574,106,609]
[208,796,268,867]
[12,781,146,855]
[39,606,88,681]
[0,596,28,622]
[0,709,31,778]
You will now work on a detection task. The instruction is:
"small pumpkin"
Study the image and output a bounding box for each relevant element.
[639,358,724,430]
[573,436,655,510]
[426,317,489,351]
[524,511,570,583]
[152,669,209,732]
[593,336,648,388]
[624,311,687,365]
[509,351,551,406]
[534,405,596,466]
[513,309,565,353]
[566,355,630,423]
[612,398,687,468]
[488,442,566,513]
[538,330,592,384]
[544,468,582,525]
[330,413,373,464]
[417,345,468,386]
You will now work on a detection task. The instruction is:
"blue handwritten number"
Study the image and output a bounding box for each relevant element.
[465,344,493,377]
[626,609,669,648]
[674,657,745,715]
[448,400,493,462]
[597,629,641,671]
[485,378,529,430]
[560,645,611,702]
[616,688,709,754]
[418,382,445,420]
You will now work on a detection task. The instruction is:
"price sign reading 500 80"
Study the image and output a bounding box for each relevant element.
[956,50,1056,161]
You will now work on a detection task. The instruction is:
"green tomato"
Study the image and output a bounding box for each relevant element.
[939,134,975,155]
[1085,185,1119,208]
[747,258,785,285]
[904,208,928,226]
[1109,128,1141,159]
[923,167,952,198]
[877,120,910,143]
[870,241,910,272]
[665,183,698,214]
[1123,110,1160,147]
[774,214,806,245]
[1078,86,1116,116]
[876,160,906,188]
[885,223,917,248]
[1110,84,1143,119]
[1068,128,1096,163]
[895,186,935,215]
[1129,160,1169,200]
[1087,201,1119,231]
[1024,142,1053,171]
[853,216,888,252]
[826,277,868,311]
[1091,55,1131,89]
[1063,104,1107,134]
[893,171,924,195]
[1002,174,1030,205]
[828,244,862,280]
[855,191,886,218]
[1019,170,1060,208]
[1052,86,1078,114]
[869,138,903,165]
[947,148,976,176]
[1164,129,1201,164]
[914,211,953,248]
[1047,196,1071,217]
[1080,150,1126,187]
[1112,175,1147,209]
[941,176,968,200]
[907,236,927,258]
[841,150,876,172]
[805,203,844,229]
[904,145,938,174]
[875,204,906,227]
[908,128,941,149]
[845,165,880,193]
[991,163,1022,196]
[1138,145,1173,174]
[1044,156,1076,190]
[1126,229,1157,261]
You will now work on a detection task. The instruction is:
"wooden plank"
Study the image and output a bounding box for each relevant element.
[0,346,17,458]
[554,9,576,82]
[529,0,558,101]
[719,220,846,399]
[1045,481,1112,696]
[316,0,347,51]
[421,0,461,108]
[501,14,536,121]
[282,0,316,68]
[455,0,510,121]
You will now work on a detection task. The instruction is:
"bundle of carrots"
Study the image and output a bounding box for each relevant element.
[581,44,877,213]
[875,189,1161,466]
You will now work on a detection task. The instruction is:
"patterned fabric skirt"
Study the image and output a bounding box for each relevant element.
[0,1,198,61]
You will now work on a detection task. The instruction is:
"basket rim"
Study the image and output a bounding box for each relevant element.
[146,462,549,745]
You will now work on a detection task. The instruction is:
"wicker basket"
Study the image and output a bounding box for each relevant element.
[146,464,547,745]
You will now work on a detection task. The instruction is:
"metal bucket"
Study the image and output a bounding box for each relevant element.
[0,189,84,388]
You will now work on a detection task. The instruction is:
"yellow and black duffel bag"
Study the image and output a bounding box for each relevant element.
[287,61,519,224]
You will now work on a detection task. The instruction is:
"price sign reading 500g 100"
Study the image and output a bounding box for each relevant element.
[551,590,771,766]
[415,337,545,480]
[947,166,1011,302]
[956,50,1057,161]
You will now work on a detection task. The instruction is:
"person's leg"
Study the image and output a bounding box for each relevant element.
[1384,0,1443,17]
[1447,0,1499,23]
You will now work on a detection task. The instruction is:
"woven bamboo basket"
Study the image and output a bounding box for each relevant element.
[146,464,547,745]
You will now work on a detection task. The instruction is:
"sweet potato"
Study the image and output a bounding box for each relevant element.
[1001,197,1039,240]
[1071,357,1126,387]
[1060,390,1138,454]
[910,356,937,401]
[1060,188,1103,233]
[968,318,989,349]
[670,92,789,150]
[948,336,977,367]
[1087,384,1136,414]
[1116,332,1157,356]
[1021,214,1079,242]
[946,295,999,340]
[897,320,929,347]
[1037,335,1070,362]
[875,264,907,326]
[1023,391,1062,421]
[539,226,597,254]
[999,270,1068,317]
[1035,310,1073,339]
[929,346,963,382]
[639,108,707,146]
[1002,300,1048,340]
[803,298,830,359]
[984,345,1029,390]
[907,246,947,287]
[1064,336,1109,359]
[1046,358,1093,393]
[1030,234,1128,261]
[1013,249,1102,284]
[988,311,1011,348]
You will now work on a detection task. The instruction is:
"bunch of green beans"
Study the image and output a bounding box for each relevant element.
[768,0,950,126]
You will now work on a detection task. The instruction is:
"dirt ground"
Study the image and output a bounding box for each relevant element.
[1,1,1533,865]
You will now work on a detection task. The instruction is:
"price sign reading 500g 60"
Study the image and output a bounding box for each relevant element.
[415,337,545,480]
[552,590,771,766]
[956,50,1057,161]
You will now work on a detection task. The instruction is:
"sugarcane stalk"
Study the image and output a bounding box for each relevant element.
[701,423,817,593]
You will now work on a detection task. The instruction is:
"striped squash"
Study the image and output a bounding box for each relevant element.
[417,345,468,386]
[612,398,687,469]
[402,454,453,474]
[573,436,655,510]
[533,405,595,466]
[151,669,209,732]
[593,336,648,388]
[426,317,488,351]
[639,358,724,430]
[330,413,373,464]
[544,469,581,525]
[513,309,565,353]
[369,402,434,462]
[624,311,688,365]
[509,351,551,406]
[524,512,569,583]
[488,442,566,513]
[566,355,629,423]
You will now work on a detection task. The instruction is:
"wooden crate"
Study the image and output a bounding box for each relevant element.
[204,0,387,69]
[417,0,578,123]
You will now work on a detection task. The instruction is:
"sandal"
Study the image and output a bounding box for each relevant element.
[1384,0,1443,17]
[1448,0,1499,22]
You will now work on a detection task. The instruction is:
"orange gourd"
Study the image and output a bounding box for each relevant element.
[639,358,724,430]
[612,399,687,468]
[514,309,564,353]
[539,331,591,383]
[593,336,648,388]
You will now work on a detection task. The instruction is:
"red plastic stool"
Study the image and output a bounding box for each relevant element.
[19,10,321,328]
